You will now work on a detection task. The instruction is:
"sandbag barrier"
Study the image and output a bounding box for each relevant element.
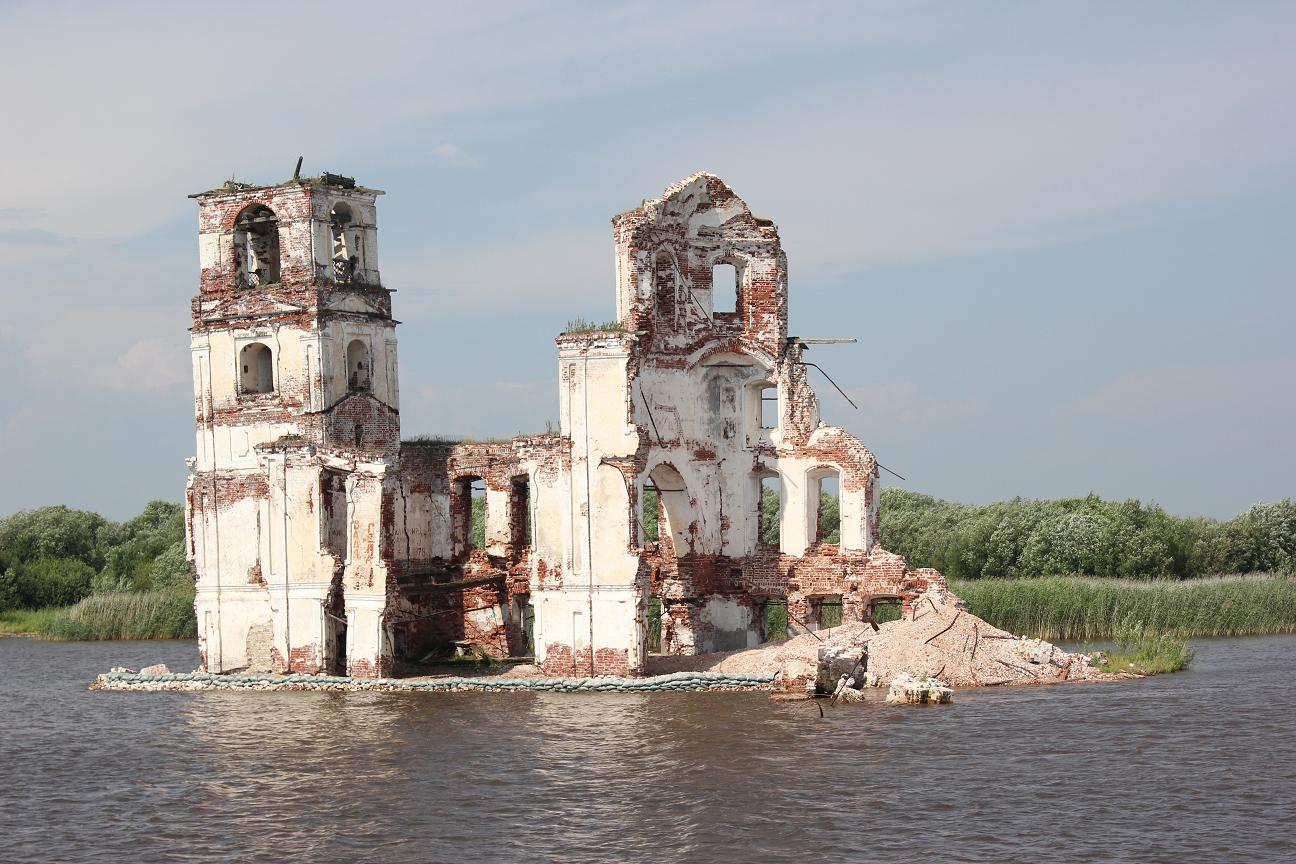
[91,669,777,694]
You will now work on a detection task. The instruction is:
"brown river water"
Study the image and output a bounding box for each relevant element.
[2,635,1294,863]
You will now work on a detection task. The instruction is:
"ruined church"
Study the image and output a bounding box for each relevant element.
[186,171,945,678]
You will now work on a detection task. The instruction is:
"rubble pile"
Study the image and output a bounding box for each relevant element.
[649,590,1119,690]
[885,672,953,705]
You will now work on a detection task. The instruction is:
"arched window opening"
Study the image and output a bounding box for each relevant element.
[653,251,676,329]
[330,203,361,284]
[239,343,274,394]
[712,262,738,315]
[346,339,371,392]
[758,473,782,548]
[648,464,691,556]
[809,469,841,544]
[233,205,280,287]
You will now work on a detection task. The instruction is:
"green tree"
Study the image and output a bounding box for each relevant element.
[10,557,96,607]
[642,487,660,543]
[759,486,780,546]
[818,491,840,544]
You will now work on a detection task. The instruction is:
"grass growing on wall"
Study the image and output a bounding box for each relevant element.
[950,575,1296,641]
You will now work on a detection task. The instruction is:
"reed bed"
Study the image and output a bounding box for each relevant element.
[0,606,61,635]
[951,574,1296,641]
[35,590,196,641]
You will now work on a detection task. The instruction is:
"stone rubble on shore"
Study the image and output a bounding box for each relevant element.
[648,588,1121,692]
[91,669,777,695]
[886,672,953,705]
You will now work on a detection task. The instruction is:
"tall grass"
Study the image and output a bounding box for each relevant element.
[1097,620,1195,675]
[951,574,1296,641]
[0,607,61,635]
[30,590,196,640]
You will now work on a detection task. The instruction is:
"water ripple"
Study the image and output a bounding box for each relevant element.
[2,636,1295,863]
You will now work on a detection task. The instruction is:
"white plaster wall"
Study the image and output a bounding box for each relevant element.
[529,461,569,575]
[342,467,395,674]
[320,319,399,408]
[698,597,760,652]
[634,353,780,557]
[559,344,639,586]
[191,326,319,473]
[196,589,273,673]
[531,586,641,673]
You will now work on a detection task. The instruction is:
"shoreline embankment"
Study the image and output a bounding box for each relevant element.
[94,590,1150,695]
[92,669,777,694]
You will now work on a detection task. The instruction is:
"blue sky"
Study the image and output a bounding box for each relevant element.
[1,1,1292,520]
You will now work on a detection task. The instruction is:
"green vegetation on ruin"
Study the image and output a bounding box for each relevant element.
[562,318,625,334]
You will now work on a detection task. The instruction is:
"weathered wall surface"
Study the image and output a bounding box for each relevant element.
[186,170,942,679]
[188,176,400,677]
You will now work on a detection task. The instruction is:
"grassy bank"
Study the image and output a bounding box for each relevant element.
[0,606,61,635]
[0,590,196,640]
[951,574,1296,641]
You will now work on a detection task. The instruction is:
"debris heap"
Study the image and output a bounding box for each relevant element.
[647,590,1119,691]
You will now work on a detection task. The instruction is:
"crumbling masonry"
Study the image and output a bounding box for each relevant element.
[186,171,946,678]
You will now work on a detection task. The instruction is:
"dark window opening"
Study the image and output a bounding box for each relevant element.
[712,262,738,314]
[346,339,371,392]
[813,595,843,630]
[239,342,274,394]
[455,477,486,553]
[331,202,364,284]
[510,476,531,550]
[764,599,788,642]
[522,601,535,656]
[869,598,903,625]
[654,251,676,328]
[233,204,280,287]
[646,596,662,653]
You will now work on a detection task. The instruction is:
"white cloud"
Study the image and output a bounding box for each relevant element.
[429,143,469,165]
[24,306,190,396]
[102,337,192,394]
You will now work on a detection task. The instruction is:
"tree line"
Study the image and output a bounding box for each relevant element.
[879,489,1296,580]
[0,502,190,611]
[5,489,1293,615]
